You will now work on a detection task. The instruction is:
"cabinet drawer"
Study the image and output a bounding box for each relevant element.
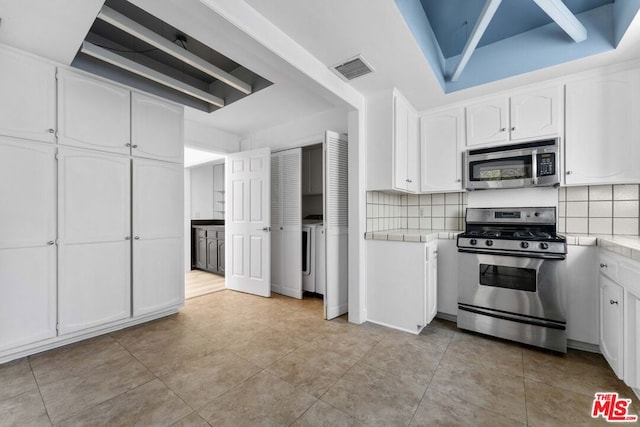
[599,252,619,282]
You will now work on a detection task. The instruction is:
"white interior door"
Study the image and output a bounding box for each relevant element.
[226,148,271,297]
[324,131,349,319]
[271,149,302,299]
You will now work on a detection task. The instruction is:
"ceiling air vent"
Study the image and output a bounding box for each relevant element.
[333,55,374,81]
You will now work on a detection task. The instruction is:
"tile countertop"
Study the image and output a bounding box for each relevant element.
[364,229,462,243]
[365,230,640,262]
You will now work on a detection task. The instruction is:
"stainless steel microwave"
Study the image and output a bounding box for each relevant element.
[464,139,560,190]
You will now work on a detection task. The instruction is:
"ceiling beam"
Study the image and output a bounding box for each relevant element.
[80,41,225,108]
[97,5,252,95]
[532,0,587,42]
[450,0,502,82]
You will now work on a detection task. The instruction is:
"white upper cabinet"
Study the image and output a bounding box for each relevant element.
[131,92,184,163]
[420,107,465,193]
[394,91,419,192]
[510,86,561,140]
[366,89,419,193]
[466,86,561,147]
[57,69,131,155]
[0,46,56,143]
[565,69,640,185]
[466,97,509,147]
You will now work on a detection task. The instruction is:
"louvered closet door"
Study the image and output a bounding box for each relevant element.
[271,149,302,299]
[324,131,349,320]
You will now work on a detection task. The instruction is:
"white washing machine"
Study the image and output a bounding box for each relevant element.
[302,222,325,294]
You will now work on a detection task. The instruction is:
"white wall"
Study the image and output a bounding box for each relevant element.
[184,169,192,273]
[185,119,241,153]
[239,107,348,151]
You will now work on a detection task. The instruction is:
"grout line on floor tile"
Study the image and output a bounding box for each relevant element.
[27,357,54,426]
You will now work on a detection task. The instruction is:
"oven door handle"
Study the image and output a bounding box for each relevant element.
[457,248,566,260]
[458,304,566,330]
[531,150,538,185]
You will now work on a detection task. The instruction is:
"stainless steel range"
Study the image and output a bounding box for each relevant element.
[457,207,568,352]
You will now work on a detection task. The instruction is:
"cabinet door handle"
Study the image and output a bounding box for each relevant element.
[456,179,462,182]
[134,236,140,240]
[125,143,131,147]
[511,127,516,131]
[47,240,55,245]
[132,144,138,148]
[610,299,618,305]
[566,171,573,175]
[125,236,131,240]
[500,128,506,132]
[48,128,55,134]
[600,263,607,268]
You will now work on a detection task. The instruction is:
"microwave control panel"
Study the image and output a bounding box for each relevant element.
[537,153,556,176]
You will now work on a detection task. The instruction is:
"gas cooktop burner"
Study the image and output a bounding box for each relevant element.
[457,207,567,258]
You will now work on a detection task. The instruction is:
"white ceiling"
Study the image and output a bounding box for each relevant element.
[129,0,350,137]
[245,0,640,111]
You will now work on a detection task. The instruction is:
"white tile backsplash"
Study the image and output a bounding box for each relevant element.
[566,186,589,201]
[614,200,639,218]
[614,184,639,200]
[589,185,613,201]
[588,201,613,218]
[366,190,465,232]
[559,185,639,236]
[566,201,588,217]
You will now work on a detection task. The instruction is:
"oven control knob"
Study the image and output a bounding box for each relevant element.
[520,241,529,249]
[485,239,493,247]
[469,239,477,245]
[539,242,549,250]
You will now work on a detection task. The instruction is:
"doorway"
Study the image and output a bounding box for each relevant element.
[184,146,227,299]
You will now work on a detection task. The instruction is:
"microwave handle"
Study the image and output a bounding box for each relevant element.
[531,150,538,185]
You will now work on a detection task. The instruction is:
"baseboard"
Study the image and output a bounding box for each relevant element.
[567,339,600,353]
[435,312,457,323]
[0,307,180,365]
[365,318,422,335]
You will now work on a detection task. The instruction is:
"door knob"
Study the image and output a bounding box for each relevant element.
[600,263,607,268]
[610,299,618,305]
[257,227,271,232]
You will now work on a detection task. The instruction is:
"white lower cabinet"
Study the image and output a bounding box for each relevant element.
[367,240,437,334]
[566,246,599,345]
[600,275,624,378]
[598,249,640,393]
[59,242,131,334]
[0,246,56,352]
[133,238,183,316]
[436,239,458,317]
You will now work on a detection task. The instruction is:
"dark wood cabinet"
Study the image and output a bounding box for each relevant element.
[192,225,225,276]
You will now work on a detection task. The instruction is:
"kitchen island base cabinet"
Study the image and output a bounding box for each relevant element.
[366,240,437,334]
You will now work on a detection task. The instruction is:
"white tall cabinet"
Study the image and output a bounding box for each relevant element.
[132,159,184,316]
[0,138,57,352]
[0,44,185,363]
[57,149,132,335]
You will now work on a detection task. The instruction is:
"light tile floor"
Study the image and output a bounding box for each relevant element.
[1,290,637,426]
